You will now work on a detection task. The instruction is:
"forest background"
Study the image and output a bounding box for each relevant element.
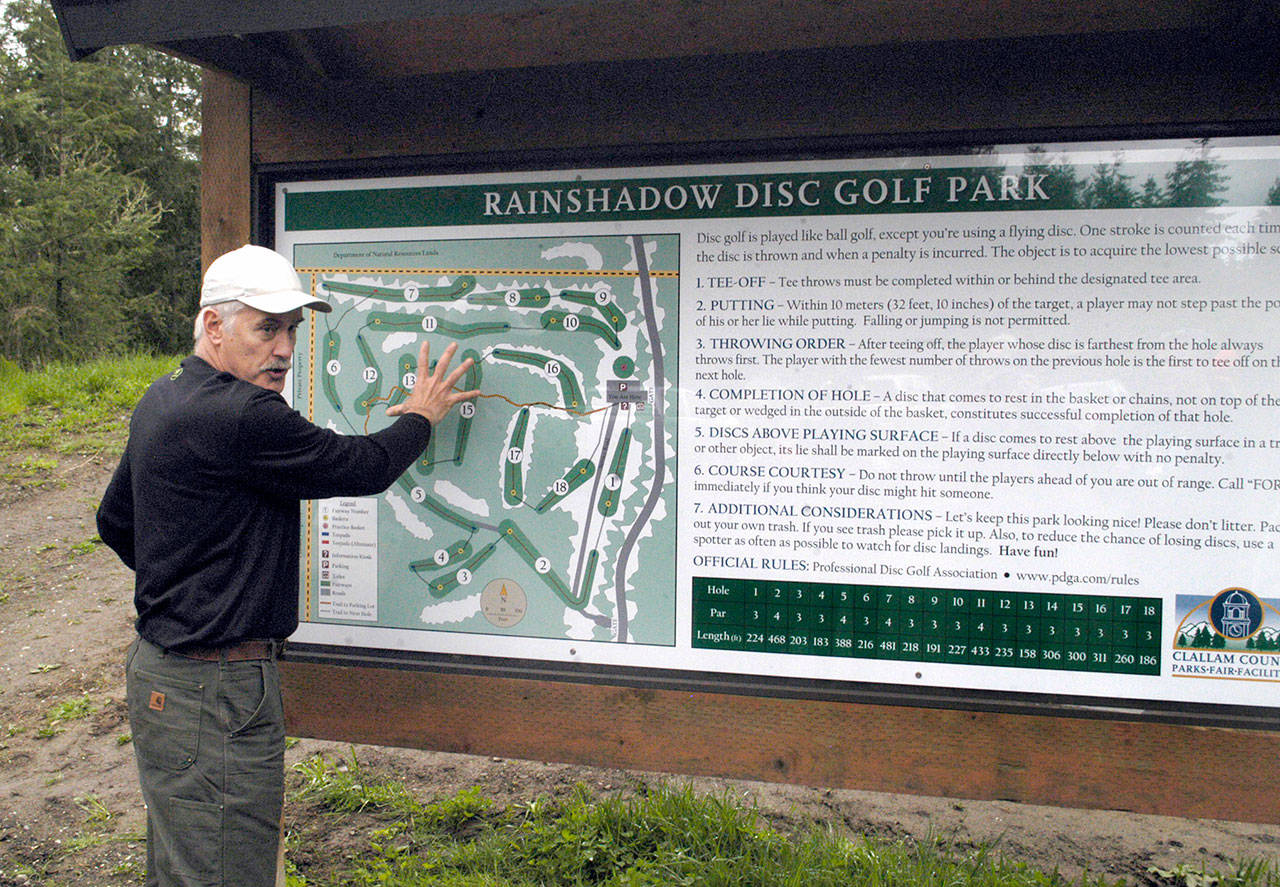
[0,0,200,368]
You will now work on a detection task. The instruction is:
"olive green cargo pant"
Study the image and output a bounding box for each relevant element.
[126,637,285,887]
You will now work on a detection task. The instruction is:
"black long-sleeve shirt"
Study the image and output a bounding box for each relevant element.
[97,355,430,650]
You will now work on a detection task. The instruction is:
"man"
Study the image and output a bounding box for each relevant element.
[96,244,479,886]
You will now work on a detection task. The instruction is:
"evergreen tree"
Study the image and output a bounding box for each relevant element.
[1023,148,1085,209]
[1163,138,1229,208]
[1083,160,1139,209]
[110,44,202,353]
[0,0,200,365]
[1138,177,1165,208]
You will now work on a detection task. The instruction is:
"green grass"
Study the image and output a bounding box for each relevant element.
[69,535,102,557]
[285,755,1280,887]
[37,695,97,738]
[293,750,427,818]
[0,352,179,458]
[75,793,119,825]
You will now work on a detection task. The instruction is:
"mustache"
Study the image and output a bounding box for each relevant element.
[261,362,290,373]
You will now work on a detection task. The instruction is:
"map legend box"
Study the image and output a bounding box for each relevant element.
[317,497,379,621]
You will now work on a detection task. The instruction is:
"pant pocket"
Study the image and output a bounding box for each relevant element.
[127,667,206,771]
[220,662,268,736]
[223,662,285,779]
[165,796,223,885]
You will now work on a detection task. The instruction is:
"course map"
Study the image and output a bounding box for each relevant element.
[293,234,678,647]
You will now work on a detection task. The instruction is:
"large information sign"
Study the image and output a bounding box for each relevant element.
[276,138,1280,712]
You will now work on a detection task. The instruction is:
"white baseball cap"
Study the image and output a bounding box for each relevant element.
[200,245,332,314]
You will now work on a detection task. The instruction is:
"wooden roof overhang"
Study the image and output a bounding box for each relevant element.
[49,0,1279,97]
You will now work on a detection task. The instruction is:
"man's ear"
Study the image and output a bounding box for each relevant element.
[199,307,224,344]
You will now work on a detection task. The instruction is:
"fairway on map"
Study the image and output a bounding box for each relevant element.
[293,234,677,647]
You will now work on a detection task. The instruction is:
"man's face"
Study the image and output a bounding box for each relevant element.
[219,305,303,392]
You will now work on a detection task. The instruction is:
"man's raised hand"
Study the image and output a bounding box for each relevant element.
[386,340,480,425]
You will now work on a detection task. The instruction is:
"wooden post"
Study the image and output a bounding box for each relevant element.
[200,69,252,270]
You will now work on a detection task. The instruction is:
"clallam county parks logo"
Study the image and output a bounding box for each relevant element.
[1172,587,1280,681]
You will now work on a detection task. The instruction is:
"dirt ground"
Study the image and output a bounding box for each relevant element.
[0,454,1277,885]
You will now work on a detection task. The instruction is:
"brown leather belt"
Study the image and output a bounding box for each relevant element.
[174,639,286,662]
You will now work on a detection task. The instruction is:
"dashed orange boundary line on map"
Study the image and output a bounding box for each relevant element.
[297,266,678,279]
[361,388,612,432]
